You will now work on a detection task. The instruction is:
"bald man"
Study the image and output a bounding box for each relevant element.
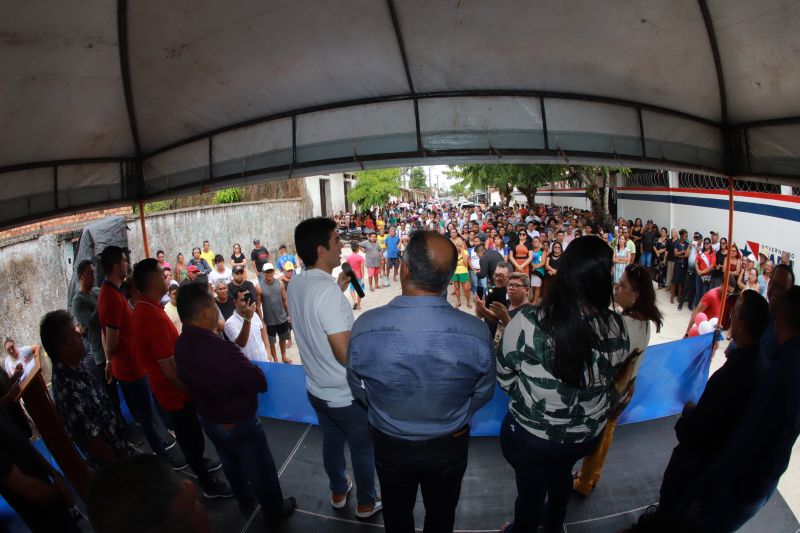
[348,230,494,533]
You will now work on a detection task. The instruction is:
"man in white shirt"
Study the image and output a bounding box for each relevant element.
[224,288,272,362]
[287,217,382,519]
[469,206,480,222]
[208,255,232,287]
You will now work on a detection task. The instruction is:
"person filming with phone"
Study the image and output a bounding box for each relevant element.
[224,289,272,363]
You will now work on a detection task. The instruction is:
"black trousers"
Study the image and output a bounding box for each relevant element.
[161,402,211,485]
[372,425,469,533]
[681,271,697,309]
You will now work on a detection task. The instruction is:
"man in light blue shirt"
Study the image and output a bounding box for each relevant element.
[348,230,494,532]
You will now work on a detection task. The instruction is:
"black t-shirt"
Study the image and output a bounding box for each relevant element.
[0,409,57,527]
[216,298,235,320]
[712,250,727,280]
[231,253,246,265]
[228,280,258,305]
[642,230,657,253]
[250,247,270,272]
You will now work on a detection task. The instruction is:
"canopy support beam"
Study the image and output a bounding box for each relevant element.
[386,0,422,152]
[697,0,732,174]
[138,201,150,258]
[117,0,145,198]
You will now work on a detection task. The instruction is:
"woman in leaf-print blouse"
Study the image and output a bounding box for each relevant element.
[496,236,630,533]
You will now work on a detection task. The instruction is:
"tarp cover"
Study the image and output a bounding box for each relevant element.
[1,0,799,227]
[66,215,130,307]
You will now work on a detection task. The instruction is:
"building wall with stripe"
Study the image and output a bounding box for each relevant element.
[535,186,799,280]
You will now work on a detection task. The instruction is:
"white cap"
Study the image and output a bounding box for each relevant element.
[262,262,276,272]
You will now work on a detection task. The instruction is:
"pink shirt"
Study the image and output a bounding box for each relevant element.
[347,253,364,279]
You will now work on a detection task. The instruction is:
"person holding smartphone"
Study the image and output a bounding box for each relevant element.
[224,288,272,363]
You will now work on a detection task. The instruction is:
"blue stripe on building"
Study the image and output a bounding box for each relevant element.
[618,192,800,223]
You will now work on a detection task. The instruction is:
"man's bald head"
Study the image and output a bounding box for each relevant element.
[403,231,457,294]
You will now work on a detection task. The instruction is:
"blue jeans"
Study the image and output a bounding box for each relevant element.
[201,416,285,521]
[694,482,777,532]
[640,251,653,267]
[307,393,378,505]
[500,414,601,532]
[118,377,167,456]
[694,275,712,308]
[469,272,487,294]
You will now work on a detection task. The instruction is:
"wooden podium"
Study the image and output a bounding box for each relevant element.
[14,352,92,500]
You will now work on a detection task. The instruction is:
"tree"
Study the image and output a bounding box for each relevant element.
[567,165,629,227]
[447,164,568,206]
[350,168,401,210]
[407,167,428,190]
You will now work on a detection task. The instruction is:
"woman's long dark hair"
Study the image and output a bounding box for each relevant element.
[539,236,620,388]
[622,265,663,332]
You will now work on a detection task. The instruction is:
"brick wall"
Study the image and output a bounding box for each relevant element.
[0,206,133,242]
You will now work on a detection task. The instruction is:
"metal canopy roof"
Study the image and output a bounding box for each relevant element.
[1,0,799,228]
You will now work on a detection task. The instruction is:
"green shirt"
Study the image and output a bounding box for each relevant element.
[497,306,630,443]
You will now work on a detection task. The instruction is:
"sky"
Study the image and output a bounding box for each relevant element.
[420,165,457,189]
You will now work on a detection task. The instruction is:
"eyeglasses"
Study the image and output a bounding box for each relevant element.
[507,283,527,289]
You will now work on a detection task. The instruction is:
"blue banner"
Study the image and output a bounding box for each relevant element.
[253,332,715,435]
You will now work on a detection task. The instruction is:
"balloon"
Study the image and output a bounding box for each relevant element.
[698,321,714,335]
[708,317,719,327]
[688,324,700,337]
[694,313,708,326]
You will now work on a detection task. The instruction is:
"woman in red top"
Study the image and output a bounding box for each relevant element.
[695,237,717,304]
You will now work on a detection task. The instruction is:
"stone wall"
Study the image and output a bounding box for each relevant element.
[127,197,311,265]
[0,197,310,351]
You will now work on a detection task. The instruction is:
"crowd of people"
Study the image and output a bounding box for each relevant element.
[0,199,798,533]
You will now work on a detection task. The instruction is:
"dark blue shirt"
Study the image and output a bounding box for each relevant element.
[706,336,800,501]
[347,295,494,440]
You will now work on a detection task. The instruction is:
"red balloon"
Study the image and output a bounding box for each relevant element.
[694,313,708,326]
[688,324,700,337]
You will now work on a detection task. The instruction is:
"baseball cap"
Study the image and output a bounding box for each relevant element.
[187,265,200,273]
[262,262,275,272]
[710,230,718,235]
[253,238,261,245]
[284,262,295,271]
[233,265,245,273]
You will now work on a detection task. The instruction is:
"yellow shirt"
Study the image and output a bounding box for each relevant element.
[200,250,216,267]
[454,250,469,274]
[377,235,388,250]
[376,219,386,231]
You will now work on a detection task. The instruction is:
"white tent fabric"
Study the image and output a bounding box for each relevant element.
[1,0,799,228]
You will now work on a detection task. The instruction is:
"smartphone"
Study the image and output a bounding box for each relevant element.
[477,286,485,299]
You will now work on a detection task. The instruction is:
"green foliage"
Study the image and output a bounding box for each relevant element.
[214,187,244,204]
[449,180,469,198]
[405,167,428,190]
[447,164,568,205]
[350,168,402,210]
[144,200,174,213]
[133,200,174,214]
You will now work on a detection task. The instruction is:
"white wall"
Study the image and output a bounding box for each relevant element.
[304,173,349,216]
[534,189,591,211]
[618,188,799,279]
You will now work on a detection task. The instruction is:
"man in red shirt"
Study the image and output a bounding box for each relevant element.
[131,258,232,499]
[98,246,173,462]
